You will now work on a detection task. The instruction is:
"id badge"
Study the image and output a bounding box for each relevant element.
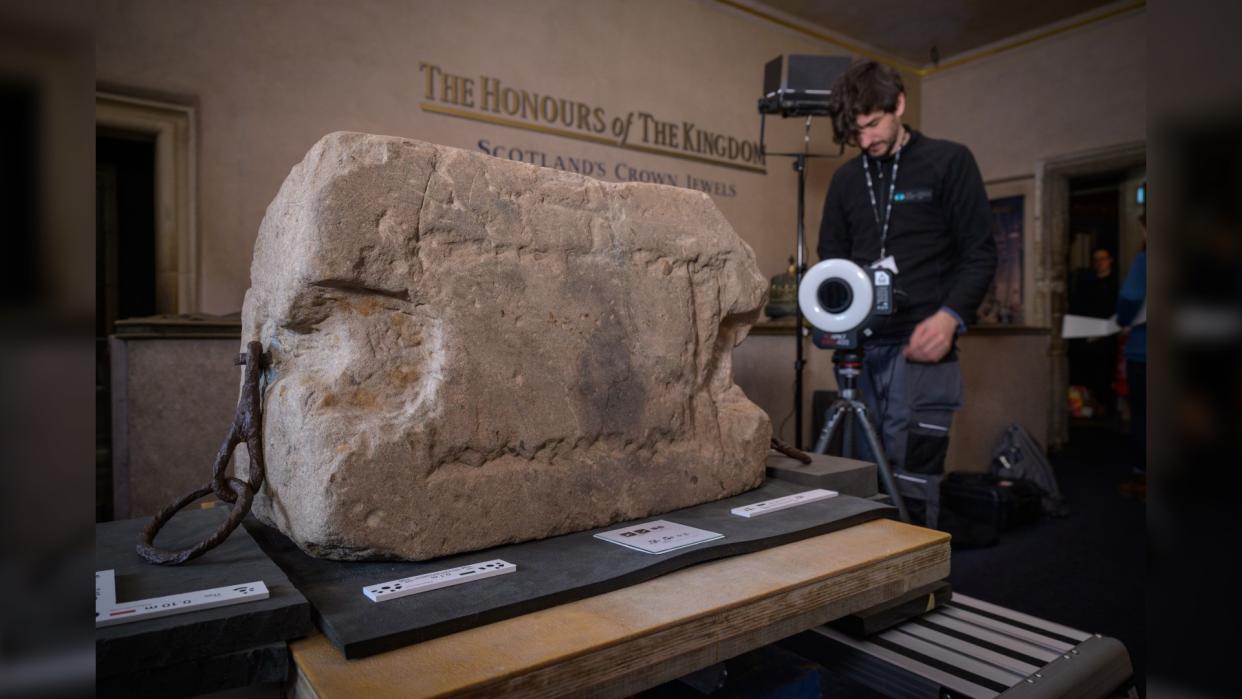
[870,255,899,274]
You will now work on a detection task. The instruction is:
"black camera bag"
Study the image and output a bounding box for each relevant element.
[940,472,1042,535]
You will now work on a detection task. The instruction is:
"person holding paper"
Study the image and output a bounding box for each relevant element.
[1071,247,1120,419]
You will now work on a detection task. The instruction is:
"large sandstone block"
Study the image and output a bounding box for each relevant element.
[240,132,770,560]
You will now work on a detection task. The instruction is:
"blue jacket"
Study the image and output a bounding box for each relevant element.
[1117,251,1146,363]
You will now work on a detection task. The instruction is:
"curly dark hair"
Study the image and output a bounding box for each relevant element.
[827,60,905,147]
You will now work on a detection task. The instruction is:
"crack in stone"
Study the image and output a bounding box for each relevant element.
[310,279,411,302]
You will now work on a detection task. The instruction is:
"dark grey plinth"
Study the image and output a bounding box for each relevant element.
[96,641,289,699]
[96,507,313,679]
[766,453,877,498]
[109,331,241,519]
[246,478,894,659]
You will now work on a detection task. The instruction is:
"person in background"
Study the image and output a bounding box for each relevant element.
[1071,246,1120,419]
[1076,247,1120,317]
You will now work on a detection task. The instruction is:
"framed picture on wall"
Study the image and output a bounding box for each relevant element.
[980,177,1036,326]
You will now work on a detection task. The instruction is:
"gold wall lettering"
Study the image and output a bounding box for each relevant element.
[419,62,766,174]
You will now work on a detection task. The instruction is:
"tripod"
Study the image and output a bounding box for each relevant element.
[758,115,835,449]
[812,348,910,523]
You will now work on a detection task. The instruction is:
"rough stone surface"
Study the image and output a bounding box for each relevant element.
[240,132,770,561]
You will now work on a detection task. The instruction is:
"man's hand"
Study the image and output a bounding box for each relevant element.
[904,310,958,362]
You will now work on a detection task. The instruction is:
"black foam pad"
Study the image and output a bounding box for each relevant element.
[247,479,894,659]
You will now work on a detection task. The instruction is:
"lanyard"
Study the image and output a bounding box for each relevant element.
[862,145,902,259]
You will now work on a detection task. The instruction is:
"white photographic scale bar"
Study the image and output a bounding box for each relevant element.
[363,559,517,603]
[96,575,269,628]
[730,488,838,518]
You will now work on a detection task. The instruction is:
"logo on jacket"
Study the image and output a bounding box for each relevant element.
[894,188,933,203]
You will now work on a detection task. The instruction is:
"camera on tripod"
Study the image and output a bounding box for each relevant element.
[798,259,897,349]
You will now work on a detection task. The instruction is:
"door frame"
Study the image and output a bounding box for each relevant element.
[96,92,197,314]
[1035,141,1145,446]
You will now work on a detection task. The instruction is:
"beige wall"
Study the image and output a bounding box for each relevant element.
[952,332,1051,472]
[733,330,837,445]
[920,7,1145,182]
[97,0,919,315]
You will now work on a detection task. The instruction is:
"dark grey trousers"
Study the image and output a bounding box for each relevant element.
[839,343,964,475]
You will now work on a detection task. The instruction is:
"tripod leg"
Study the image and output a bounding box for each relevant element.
[813,402,849,454]
[852,402,911,523]
[842,409,854,460]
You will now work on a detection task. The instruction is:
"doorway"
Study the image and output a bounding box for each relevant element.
[1064,168,1145,432]
[95,93,196,520]
[1037,143,1145,448]
[97,130,158,521]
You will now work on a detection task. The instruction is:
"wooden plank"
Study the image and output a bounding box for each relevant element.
[292,519,949,699]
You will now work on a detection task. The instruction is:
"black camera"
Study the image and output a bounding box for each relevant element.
[798,259,896,349]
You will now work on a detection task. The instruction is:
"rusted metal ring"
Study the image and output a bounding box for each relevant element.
[210,432,241,504]
[209,432,263,505]
[209,341,267,504]
[770,437,813,464]
[136,478,255,566]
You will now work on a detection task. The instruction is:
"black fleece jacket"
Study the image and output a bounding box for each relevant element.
[816,128,997,342]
